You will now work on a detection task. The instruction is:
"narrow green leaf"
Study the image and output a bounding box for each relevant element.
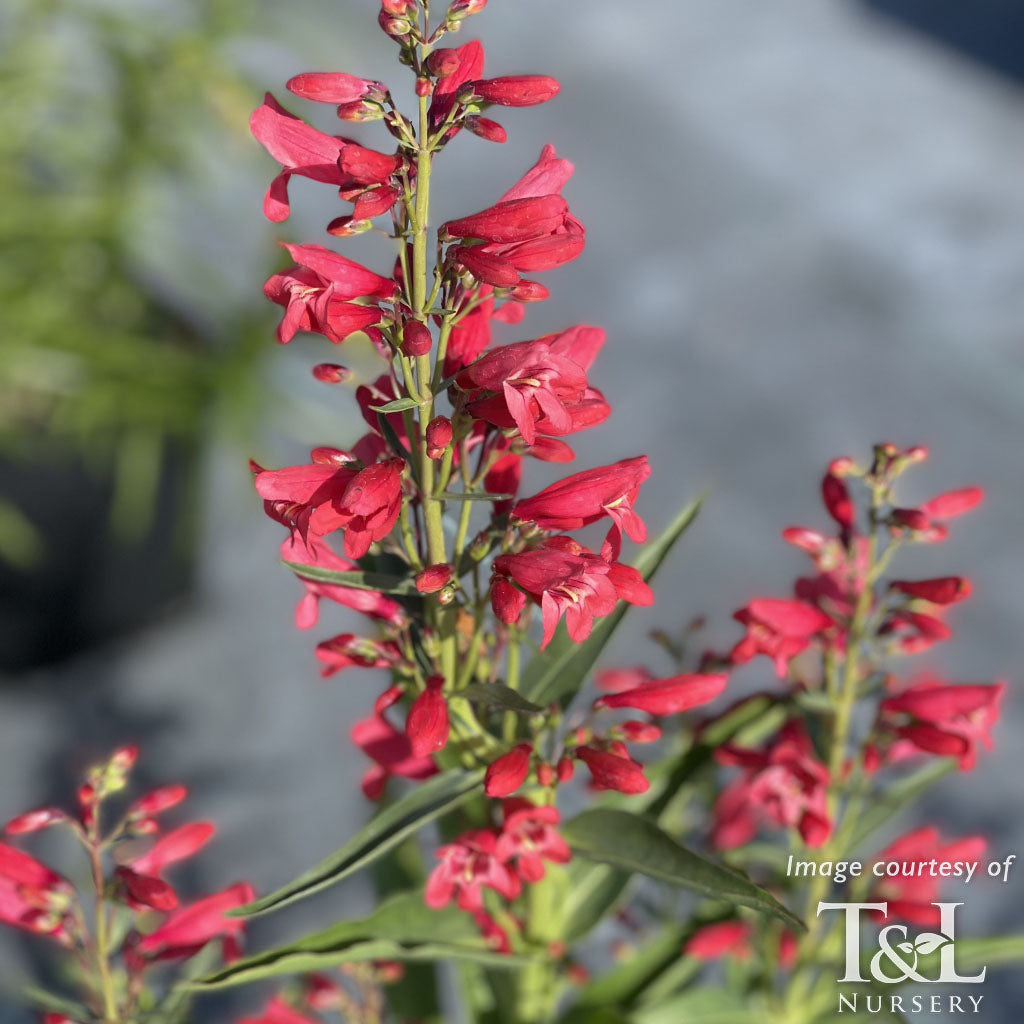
[235,768,484,917]
[561,808,804,932]
[632,988,759,1024]
[848,758,955,849]
[560,860,632,942]
[282,561,418,595]
[377,411,420,486]
[193,891,531,991]
[371,396,422,414]
[522,495,703,707]
[437,491,513,502]
[461,682,545,714]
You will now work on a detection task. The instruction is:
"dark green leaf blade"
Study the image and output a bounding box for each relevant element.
[522,496,703,707]
[437,491,514,502]
[192,891,530,991]
[561,808,803,932]
[282,561,418,595]
[461,682,545,714]
[235,768,484,918]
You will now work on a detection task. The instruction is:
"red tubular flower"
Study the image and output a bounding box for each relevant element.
[443,196,569,244]
[576,746,650,794]
[466,115,506,142]
[352,710,437,800]
[130,823,216,879]
[869,827,987,926]
[484,744,532,797]
[495,539,646,648]
[286,71,387,106]
[730,597,833,677]
[890,576,972,605]
[685,920,752,961]
[406,677,450,758]
[496,800,571,882]
[239,995,321,1024]
[137,882,255,960]
[250,94,347,221]
[425,829,521,911]
[920,486,984,520]
[596,673,727,716]
[879,678,1003,770]
[712,721,831,850]
[264,242,396,345]
[315,634,400,677]
[465,75,561,107]
[512,456,650,552]
[458,337,592,444]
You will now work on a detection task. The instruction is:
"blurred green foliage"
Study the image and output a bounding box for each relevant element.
[0,0,273,549]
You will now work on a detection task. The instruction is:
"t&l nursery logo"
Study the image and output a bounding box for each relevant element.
[818,902,986,1015]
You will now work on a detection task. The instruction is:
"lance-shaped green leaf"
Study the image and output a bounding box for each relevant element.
[282,561,419,595]
[561,809,803,932]
[461,682,545,715]
[371,396,423,414]
[522,495,703,707]
[192,891,529,991]
[236,768,484,917]
[631,988,761,1024]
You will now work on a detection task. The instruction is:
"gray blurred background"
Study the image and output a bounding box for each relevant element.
[1,0,1022,1019]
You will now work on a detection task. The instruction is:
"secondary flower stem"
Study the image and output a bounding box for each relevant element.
[88,823,118,1023]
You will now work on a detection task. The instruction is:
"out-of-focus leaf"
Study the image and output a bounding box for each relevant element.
[282,561,418,595]
[235,768,484,917]
[461,682,545,714]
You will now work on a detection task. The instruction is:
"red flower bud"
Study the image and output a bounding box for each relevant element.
[891,508,931,531]
[577,747,649,794]
[425,416,453,459]
[891,577,972,605]
[556,757,575,782]
[465,115,506,143]
[407,677,449,757]
[402,321,433,356]
[453,245,520,287]
[416,563,454,593]
[129,784,187,818]
[416,77,433,97]
[287,72,386,105]
[484,744,532,797]
[618,720,662,743]
[466,75,561,107]
[537,762,555,786]
[5,807,66,835]
[313,363,352,384]
[596,673,727,716]
[822,472,854,529]
[511,280,549,302]
[491,578,526,624]
[920,487,983,519]
[114,866,178,912]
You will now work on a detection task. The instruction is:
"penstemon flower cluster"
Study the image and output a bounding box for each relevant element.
[4,4,1023,1024]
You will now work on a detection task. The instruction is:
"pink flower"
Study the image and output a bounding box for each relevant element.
[0,842,72,941]
[870,827,986,926]
[512,456,650,552]
[484,744,532,797]
[428,40,485,132]
[425,830,521,911]
[286,71,388,107]
[712,721,831,850]
[130,822,216,879]
[496,799,571,882]
[878,678,1003,770]
[596,673,727,716]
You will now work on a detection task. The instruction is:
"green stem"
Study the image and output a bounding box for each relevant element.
[88,825,118,1023]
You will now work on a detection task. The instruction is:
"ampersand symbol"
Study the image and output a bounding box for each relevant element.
[870,925,930,983]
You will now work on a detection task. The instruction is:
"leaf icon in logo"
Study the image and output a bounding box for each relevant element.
[897,941,916,956]
[914,932,951,956]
